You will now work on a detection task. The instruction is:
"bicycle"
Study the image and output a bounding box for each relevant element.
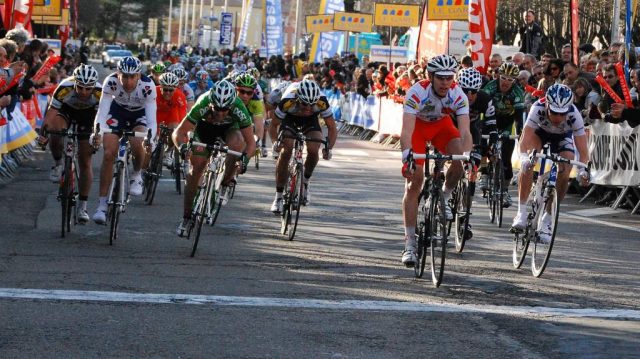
[47,121,87,238]
[511,145,589,277]
[482,133,518,228]
[184,138,242,257]
[104,128,151,245]
[410,146,469,287]
[450,150,479,253]
[278,125,328,241]
[144,124,173,205]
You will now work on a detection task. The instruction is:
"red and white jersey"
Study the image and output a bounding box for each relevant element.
[403,79,469,122]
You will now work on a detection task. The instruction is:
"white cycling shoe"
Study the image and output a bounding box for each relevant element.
[511,212,528,231]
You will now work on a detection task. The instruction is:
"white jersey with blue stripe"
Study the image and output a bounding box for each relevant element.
[525,99,586,136]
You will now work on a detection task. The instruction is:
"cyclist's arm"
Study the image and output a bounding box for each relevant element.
[94,93,114,133]
[172,117,195,150]
[456,114,473,152]
[574,134,589,165]
[239,125,256,158]
[400,112,416,151]
[144,87,158,139]
[323,115,337,149]
[482,99,497,133]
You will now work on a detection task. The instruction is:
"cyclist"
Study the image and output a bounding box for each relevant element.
[150,62,166,86]
[455,67,496,238]
[91,56,158,224]
[400,54,472,267]
[265,80,292,159]
[189,70,214,99]
[511,84,590,243]
[234,73,267,160]
[172,80,256,236]
[44,64,102,223]
[478,62,526,208]
[155,72,187,166]
[269,79,336,213]
[171,67,195,111]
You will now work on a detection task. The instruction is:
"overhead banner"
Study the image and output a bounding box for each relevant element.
[589,120,640,186]
[219,12,232,45]
[309,0,345,64]
[468,0,497,74]
[427,0,469,20]
[374,3,420,27]
[306,14,335,33]
[263,0,283,56]
[333,11,373,33]
[416,2,449,61]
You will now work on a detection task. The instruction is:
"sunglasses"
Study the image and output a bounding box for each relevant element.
[237,89,254,96]
[162,87,175,92]
[462,88,478,95]
[213,105,230,112]
[500,75,516,82]
[435,75,454,81]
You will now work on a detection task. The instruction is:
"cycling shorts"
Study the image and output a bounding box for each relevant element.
[534,128,574,154]
[280,114,322,134]
[412,116,460,165]
[59,104,97,140]
[104,102,148,133]
[191,120,234,157]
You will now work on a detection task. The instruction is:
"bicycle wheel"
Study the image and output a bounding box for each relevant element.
[108,163,123,246]
[430,190,448,287]
[191,174,213,257]
[280,171,295,236]
[60,156,72,237]
[489,160,501,224]
[145,143,164,205]
[454,179,471,253]
[254,149,260,170]
[512,229,530,269]
[287,164,304,241]
[173,148,182,194]
[531,187,559,277]
[414,191,428,278]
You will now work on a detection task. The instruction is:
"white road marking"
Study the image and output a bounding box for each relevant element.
[0,288,638,319]
[566,207,621,217]
[333,149,370,157]
[561,213,640,233]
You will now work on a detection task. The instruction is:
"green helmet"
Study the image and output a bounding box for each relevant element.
[498,62,520,77]
[234,73,257,89]
[163,60,172,68]
[151,63,166,74]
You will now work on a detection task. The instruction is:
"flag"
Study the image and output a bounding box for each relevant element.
[1,0,14,30]
[308,0,345,64]
[468,0,497,74]
[263,0,283,57]
[11,0,33,35]
[416,2,449,61]
[570,0,579,65]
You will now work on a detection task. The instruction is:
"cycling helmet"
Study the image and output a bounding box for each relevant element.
[247,67,260,79]
[456,68,483,90]
[545,84,574,114]
[498,62,520,77]
[196,70,209,82]
[171,67,188,82]
[159,72,180,87]
[151,62,166,74]
[426,54,458,76]
[209,79,237,108]
[163,60,172,68]
[235,73,257,89]
[297,79,321,105]
[72,64,99,86]
[117,56,142,74]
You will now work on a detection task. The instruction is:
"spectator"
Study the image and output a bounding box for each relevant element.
[461,55,474,68]
[518,9,544,57]
[530,63,544,86]
[488,53,503,79]
[517,70,531,89]
[540,53,553,67]
[560,44,572,64]
[522,54,537,73]
[598,63,625,119]
[606,67,640,127]
[572,77,601,124]
[512,52,525,67]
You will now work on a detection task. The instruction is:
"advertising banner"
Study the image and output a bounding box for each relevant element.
[309,0,345,64]
[306,14,335,33]
[426,0,469,20]
[333,11,373,33]
[373,3,420,27]
[468,0,497,74]
[589,120,640,186]
[416,1,449,61]
[219,12,233,45]
[369,45,411,63]
[263,0,283,56]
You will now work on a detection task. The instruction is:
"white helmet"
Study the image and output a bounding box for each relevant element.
[159,72,180,87]
[545,84,574,114]
[117,56,142,74]
[427,54,458,76]
[456,68,483,90]
[209,80,237,108]
[171,67,188,82]
[72,64,98,86]
[297,79,321,105]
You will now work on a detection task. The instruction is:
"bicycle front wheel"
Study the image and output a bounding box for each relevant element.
[108,163,123,245]
[174,148,182,194]
[414,191,428,278]
[60,157,73,237]
[454,179,471,253]
[430,191,448,287]
[145,143,164,205]
[190,174,212,257]
[287,164,304,241]
[532,187,559,277]
[495,160,505,228]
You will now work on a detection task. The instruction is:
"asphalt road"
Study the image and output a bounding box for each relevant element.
[0,62,638,357]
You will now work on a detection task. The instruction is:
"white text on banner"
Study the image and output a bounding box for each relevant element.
[427,0,469,21]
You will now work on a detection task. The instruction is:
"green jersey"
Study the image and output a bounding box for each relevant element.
[186,93,253,129]
[481,80,525,120]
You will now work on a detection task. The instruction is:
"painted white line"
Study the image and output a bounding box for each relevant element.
[561,213,640,233]
[566,207,621,217]
[333,149,370,157]
[0,288,638,319]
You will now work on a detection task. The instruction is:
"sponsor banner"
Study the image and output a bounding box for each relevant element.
[589,120,640,186]
[219,12,233,45]
[324,89,342,120]
[374,3,420,27]
[237,0,254,47]
[369,45,411,63]
[306,14,335,33]
[416,1,449,61]
[333,11,373,33]
[427,0,469,20]
[33,0,61,16]
[468,0,497,74]
[309,0,345,64]
[377,97,402,136]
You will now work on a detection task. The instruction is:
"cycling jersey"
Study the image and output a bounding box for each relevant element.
[525,99,585,136]
[188,79,214,99]
[481,80,525,132]
[403,79,469,122]
[266,82,291,107]
[50,77,102,112]
[156,86,187,126]
[186,93,252,129]
[274,82,333,120]
[182,84,195,103]
[95,73,158,137]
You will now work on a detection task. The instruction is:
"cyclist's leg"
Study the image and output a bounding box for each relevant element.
[45,110,68,179]
[269,115,281,147]
[500,132,516,186]
[433,118,463,193]
[512,125,542,228]
[183,152,207,219]
[553,135,576,202]
[222,128,245,185]
[275,123,295,189]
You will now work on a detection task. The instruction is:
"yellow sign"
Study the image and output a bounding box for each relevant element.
[306,14,336,33]
[33,0,62,17]
[374,4,420,27]
[32,9,70,26]
[427,0,469,20]
[333,12,373,33]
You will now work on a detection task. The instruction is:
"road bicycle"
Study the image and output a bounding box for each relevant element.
[411,146,468,287]
[144,124,173,205]
[450,150,479,253]
[511,145,589,277]
[185,138,242,257]
[104,129,151,245]
[278,125,328,241]
[482,133,518,227]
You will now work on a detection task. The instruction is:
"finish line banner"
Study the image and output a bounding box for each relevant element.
[589,120,640,186]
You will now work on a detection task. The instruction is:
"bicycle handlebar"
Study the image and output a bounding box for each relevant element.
[190,140,243,157]
[103,129,151,139]
[481,134,518,140]
[413,153,470,162]
[532,152,589,169]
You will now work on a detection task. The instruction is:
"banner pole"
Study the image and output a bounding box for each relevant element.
[388,26,392,69]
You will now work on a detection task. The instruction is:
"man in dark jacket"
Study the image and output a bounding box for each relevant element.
[518,10,544,58]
